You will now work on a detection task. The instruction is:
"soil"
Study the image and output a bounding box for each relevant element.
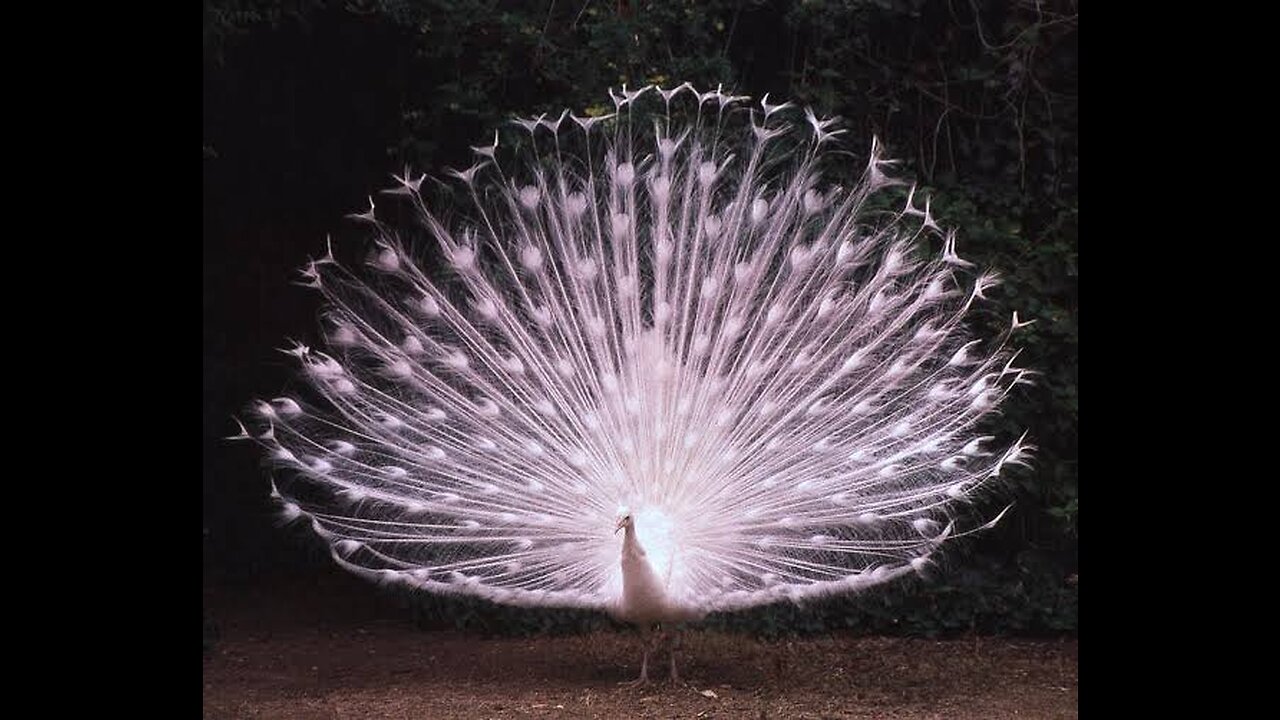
[203,570,1077,719]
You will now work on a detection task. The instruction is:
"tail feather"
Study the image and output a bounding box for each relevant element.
[241,85,1031,613]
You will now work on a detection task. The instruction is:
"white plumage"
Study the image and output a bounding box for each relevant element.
[613,510,701,621]
[234,83,1033,675]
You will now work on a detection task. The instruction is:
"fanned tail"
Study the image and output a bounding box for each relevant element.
[236,84,1032,613]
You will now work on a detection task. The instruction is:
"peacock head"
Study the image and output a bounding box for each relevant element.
[614,509,634,535]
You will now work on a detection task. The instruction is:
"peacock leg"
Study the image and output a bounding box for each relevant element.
[636,644,650,685]
[621,626,661,686]
[668,626,683,685]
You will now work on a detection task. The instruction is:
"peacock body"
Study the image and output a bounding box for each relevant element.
[234,84,1033,630]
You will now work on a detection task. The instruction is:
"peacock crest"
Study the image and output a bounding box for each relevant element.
[233,83,1034,618]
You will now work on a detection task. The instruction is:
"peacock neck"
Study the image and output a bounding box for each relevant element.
[621,524,646,559]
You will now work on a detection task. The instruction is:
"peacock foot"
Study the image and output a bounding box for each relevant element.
[619,674,651,687]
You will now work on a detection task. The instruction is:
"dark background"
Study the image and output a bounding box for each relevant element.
[203,0,1077,636]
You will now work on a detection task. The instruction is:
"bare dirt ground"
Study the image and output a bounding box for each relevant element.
[203,571,1077,719]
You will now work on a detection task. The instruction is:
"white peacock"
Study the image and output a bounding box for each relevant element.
[233,83,1034,684]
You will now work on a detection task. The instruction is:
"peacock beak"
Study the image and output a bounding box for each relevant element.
[614,518,625,534]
